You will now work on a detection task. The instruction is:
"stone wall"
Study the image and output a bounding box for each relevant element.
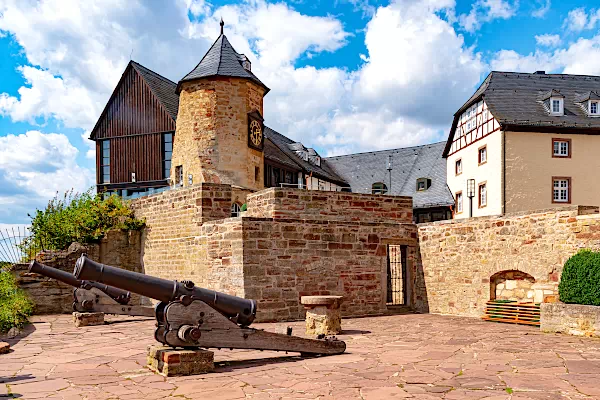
[14,230,143,314]
[541,303,600,338]
[170,78,265,191]
[133,185,417,322]
[416,205,600,317]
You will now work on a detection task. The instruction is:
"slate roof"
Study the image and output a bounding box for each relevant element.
[444,71,600,156]
[177,34,270,94]
[264,127,347,186]
[131,61,179,120]
[325,141,454,209]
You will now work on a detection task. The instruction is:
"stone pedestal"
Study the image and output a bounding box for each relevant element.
[72,312,104,327]
[147,345,214,377]
[301,296,344,335]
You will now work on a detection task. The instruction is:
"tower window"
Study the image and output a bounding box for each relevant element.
[175,165,183,186]
[231,203,241,217]
[100,140,110,184]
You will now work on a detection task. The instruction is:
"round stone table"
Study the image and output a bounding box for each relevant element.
[300,296,344,335]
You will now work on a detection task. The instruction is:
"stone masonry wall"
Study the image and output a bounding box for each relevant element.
[131,183,233,286]
[247,188,413,223]
[415,205,600,317]
[14,230,143,314]
[170,78,265,191]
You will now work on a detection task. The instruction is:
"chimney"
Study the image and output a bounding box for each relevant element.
[534,71,546,75]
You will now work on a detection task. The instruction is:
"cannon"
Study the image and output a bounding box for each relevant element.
[74,255,346,355]
[29,261,154,317]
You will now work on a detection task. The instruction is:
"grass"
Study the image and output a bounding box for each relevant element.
[505,387,514,394]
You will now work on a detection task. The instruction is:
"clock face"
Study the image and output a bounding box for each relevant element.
[249,120,263,147]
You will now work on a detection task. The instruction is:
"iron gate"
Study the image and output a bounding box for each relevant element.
[386,244,407,305]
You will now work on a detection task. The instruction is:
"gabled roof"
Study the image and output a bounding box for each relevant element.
[90,61,178,140]
[130,61,179,120]
[265,127,347,186]
[325,141,454,209]
[574,91,600,103]
[443,71,600,156]
[177,34,269,94]
[539,89,564,100]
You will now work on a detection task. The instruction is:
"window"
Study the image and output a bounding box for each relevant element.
[552,138,571,158]
[162,133,173,179]
[264,164,298,188]
[100,140,110,183]
[456,191,463,214]
[255,166,260,182]
[553,177,571,203]
[591,101,598,115]
[175,165,183,186]
[372,182,388,195]
[416,178,432,191]
[231,203,241,217]
[455,159,462,175]
[552,99,560,113]
[478,182,487,208]
[478,146,487,165]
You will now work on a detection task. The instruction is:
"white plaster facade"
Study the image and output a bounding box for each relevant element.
[446,100,503,218]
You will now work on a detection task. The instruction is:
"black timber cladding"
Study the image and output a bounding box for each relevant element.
[325,141,454,209]
[444,71,600,156]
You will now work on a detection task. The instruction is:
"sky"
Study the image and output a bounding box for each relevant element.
[1,0,600,226]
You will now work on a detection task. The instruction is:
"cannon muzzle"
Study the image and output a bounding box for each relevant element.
[29,260,131,305]
[74,255,257,326]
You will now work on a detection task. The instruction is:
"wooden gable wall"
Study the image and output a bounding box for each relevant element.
[93,65,176,187]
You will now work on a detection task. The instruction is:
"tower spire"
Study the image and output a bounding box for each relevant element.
[220,17,224,35]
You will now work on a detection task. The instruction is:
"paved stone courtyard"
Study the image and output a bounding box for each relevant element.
[2,313,600,399]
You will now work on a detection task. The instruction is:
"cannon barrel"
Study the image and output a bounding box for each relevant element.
[29,261,131,305]
[74,255,257,326]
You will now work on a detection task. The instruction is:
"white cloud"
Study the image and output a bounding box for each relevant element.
[459,0,519,32]
[0,131,94,224]
[564,7,600,32]
[491,35,600,75]
[531,0,551,18]
[535,34,561,47]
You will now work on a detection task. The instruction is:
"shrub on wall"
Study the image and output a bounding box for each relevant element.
[559,249,600,306]
[21,189,145,254]
[0,268,33,333]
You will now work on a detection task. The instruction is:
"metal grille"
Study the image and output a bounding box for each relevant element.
[386,244,406,305]
[0,226,44,268]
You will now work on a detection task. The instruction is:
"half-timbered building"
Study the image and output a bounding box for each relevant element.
[444,71,600,218]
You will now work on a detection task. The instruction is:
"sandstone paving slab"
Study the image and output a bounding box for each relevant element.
[6,313,600,399]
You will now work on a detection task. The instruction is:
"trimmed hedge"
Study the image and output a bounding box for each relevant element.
[0,269,33,333]
[558,249,600,306]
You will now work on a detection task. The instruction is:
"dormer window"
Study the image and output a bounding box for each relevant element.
[550,98,564,116]
[541,89,564,116]
[416,178,432,191]
[590,101,599,115]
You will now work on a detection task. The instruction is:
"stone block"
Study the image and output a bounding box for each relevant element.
[0,342,10,354]
[72,312,104,327]
[147,345,214,376]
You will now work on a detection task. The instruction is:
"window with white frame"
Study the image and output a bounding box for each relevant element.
[456,192,463,213]
[550,98,563,115]
[553,178,570,203]
[231,203,241,217]
[591,101,599,115]
[552,100,560,113]
[553,139,570,157]
[478,183,487,208]
[455,159,462,175]
[478,146,487,165]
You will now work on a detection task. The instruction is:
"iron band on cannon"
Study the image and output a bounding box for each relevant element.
[74,255,346,355]
[28,261,154,317]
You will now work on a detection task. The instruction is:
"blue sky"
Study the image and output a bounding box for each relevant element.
[1,0,600,226]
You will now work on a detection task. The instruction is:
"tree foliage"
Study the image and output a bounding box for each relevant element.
[21,190,145,254]
[559,249,600,306]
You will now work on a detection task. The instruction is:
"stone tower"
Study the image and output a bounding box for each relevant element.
[170,22,270,190]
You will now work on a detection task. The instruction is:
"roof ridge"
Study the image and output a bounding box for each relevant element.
[130,61,177,85]
[324,141,446,159]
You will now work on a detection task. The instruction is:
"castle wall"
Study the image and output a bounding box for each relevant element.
[415,205,600,317]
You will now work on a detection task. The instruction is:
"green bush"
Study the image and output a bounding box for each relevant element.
[559,249,600,306]
[21,189,145,254]
[0,270,33,333]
